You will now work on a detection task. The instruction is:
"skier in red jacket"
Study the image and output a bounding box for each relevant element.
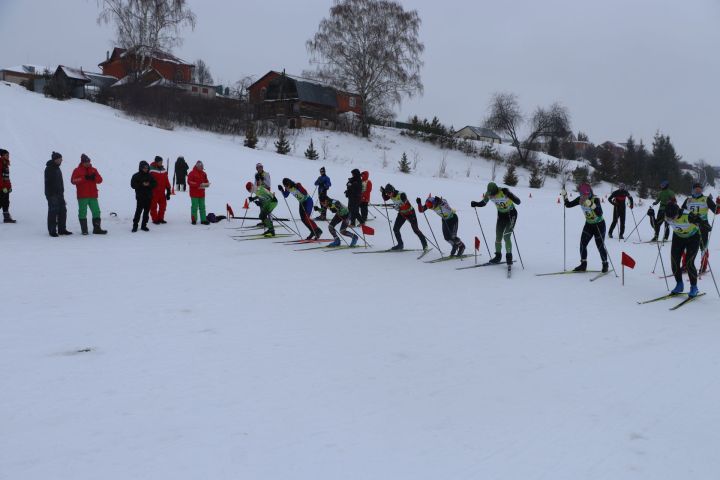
[70,154,107,235]
[360,170,372,224]
[149,156,172,224]
[187,161,210,225]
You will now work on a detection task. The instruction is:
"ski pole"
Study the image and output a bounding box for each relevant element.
[271,214,301,238]
[562,193,567,271]
[281,192,301,238]
[371,204,389,221]
[594,224,618,278]
[421,210,444,257]
[511,231,525,270]
[652,245,661,274]
[624,212,647,243]
[473,207,493,258]
[699,235,720,298]
[655,236,670,291]
[347,224,372,247]
[629,207,641,241]
[383,202,396,247]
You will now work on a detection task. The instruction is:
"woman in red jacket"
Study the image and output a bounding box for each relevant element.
[360,171,372,224]
[149,156,172,224]
[70,154,107,234]
[187,161,210,225]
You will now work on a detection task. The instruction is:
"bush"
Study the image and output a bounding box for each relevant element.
[503,164,519,186]
[529,163,543,188]
[398,152,411,173]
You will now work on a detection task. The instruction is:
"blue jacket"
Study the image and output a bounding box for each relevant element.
[314,174,331,193]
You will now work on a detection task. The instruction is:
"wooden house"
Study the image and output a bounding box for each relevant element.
[453,126,502,144]
[99,47,194,84]
[52,66,91,99]
[248,71,362,129]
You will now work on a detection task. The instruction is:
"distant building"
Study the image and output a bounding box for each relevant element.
[0,64,52,86]
[248,70,362,129]
[52,66,91,98]
[453,126,502,144]
[600,141,627,158]
[99,47,194,84]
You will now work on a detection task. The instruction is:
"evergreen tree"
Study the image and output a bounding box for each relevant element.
[577,131,589,142]
[244,122,258,149]
[304,139,319,160]
[398,152,411,173]
[572,166,590,186]
[275,129,291,155]
[547,136,561,158]
[649,132,681,188]
[503,164,519,186]
[528,162,543,188]
[596,145,618,182]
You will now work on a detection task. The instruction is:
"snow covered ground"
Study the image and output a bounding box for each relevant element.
[2,82,719,480]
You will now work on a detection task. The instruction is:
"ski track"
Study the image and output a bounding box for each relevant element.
[1,83,719,480]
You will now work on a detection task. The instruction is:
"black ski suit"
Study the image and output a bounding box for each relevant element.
[565,195,608,263]
[174,157,189,191]
[608,188,634,238]
[44,159,68,235]
[131,161,157,227]
[345,169,363,226]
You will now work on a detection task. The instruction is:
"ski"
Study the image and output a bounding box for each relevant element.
[535,270,602,277]
[669,292,706,310]
[507,263,512,278]
[589,271,609,282]
[637,292,687,305]
[233,234,292,241]
[323,245,361,251]
[456,261,508,270]
[424,254,473,264]
[276,238,332,245]
[295,244,338,251]
[352,249,422,254]
[417,248,433,260]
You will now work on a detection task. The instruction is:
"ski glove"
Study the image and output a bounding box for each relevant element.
[560,189,567,197]
[416,197,422,205]
[165,188,171,200]
[277,185,284,192]
[470,201,480,207]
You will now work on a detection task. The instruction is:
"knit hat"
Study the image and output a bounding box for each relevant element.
[486,182,499,196]
[195,161,204,168]
[81,153,91,163]
[0,149,8,156]
[256,163,263,169]
[51,151,62,160]
[154,156,163,163]
[320,167,326,174]
[245,181,254,192]
[578,183,592,196]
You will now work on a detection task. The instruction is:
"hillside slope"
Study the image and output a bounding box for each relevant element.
[2,83,719,480]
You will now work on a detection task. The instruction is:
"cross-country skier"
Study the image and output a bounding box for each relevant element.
[470,182,520,264]
[562,182,609,273]
[313,167,331,220]
[149,156,171,224]
[380,183,428,252]
[608,183,634,239]
[665,202,702,297]
[279,178,322,240]
[681,182,716,273]
[417,195,465,256]
[246,181,278,237]
[651,180,676,242]
[319,196,359,247]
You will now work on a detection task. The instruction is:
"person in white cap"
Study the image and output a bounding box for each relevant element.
[255,163,271,190]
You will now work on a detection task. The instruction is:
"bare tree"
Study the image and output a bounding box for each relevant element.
[193,59,213,85]
[306,0,424,137]
[232,75,255,101]
[97,0,196,66]
[484,92,570,166]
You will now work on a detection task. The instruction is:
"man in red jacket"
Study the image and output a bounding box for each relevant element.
[360,170,372,224]
[149,156,171,224]
[187,160,210,225]
[0,149,15,223]
[70,154,107,234]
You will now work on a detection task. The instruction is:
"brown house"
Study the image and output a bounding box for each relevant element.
[99,47,194,84]
[248,71,362,129]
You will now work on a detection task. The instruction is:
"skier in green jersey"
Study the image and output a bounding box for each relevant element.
[470,182,520,264]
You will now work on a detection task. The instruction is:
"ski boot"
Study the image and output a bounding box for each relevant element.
[263,229,275,238]
[602,262,609,273]
[608,232,613,239]
[689,285,699,298]
[200,220,210,225]
[3,212,16,223]
[650,236,658,242]
[132,223,138,232]
[456,242,465,256]
[450,244,458,257]
[80,218,89,235]
[671,280,684,295]
[159,220,167,224]
[390,242,404,251]
[314,227,323,239]
[141,223,149,232]
[506,253,513,265]
[573,261,587,272]
[619,234,624,240]
[328,237,341,247]
[92,218,108,234]
[306,233,315,240]
[350,235,358,247]
[489,252,502,264]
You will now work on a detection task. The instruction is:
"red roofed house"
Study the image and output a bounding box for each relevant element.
[99,47,194,84]
[248,70,362,129]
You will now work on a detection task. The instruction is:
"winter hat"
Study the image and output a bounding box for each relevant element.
[81,153,91,163]
[245,181,254,192]
[578,183,592,196]
[154,156,163,163]
[51,151,62,160]
[0,149,8,156]
[282,178,293,187]
[660,180,669,189]
[486,182,499,196]
[195,161,204,169]
[139,160,150,170]
[351,168,361,177]
[665,202,680,219]
[177,156,185,161]
[256,162,263,169]
[320,167,326,174]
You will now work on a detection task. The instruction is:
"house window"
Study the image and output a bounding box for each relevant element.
[192,86,198,92]
[202,88,208,94]
[349,97,356,108]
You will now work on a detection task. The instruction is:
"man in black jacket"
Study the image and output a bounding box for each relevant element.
[608,183,634,239]
[44,151,72,237]
[174,156,189,191]
[345,168,363,226]
[131,161,157,232]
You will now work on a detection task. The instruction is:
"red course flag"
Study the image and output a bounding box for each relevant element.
[474,236,481,251]
[621,252,636,269]
[242,198,249,210]
[226,203,235,217]
[361,224,375,235]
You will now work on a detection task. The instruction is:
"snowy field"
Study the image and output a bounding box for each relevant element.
[2,83,719,480]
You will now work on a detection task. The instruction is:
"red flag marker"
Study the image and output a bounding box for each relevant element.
[474,236,481,251]
[621,251,636,286]
[361,224,375,235]
[226,203,235,217]
[242,198,249,210]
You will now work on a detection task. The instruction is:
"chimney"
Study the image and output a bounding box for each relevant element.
[106,51,110,61]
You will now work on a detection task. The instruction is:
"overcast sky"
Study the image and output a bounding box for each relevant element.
[1,0,718,164]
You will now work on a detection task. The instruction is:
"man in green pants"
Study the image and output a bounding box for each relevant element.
[187,161,210,225]
[246,181,278,237]
[651,180,676,242]
[70,154,107,235]
[471,182,521,264]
